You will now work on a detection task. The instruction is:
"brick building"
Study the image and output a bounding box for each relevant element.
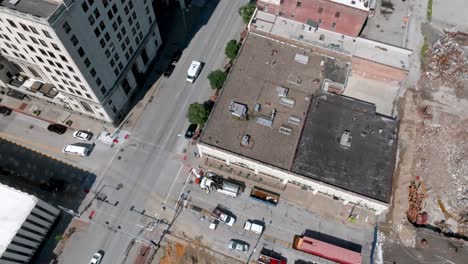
[257,0,370,37]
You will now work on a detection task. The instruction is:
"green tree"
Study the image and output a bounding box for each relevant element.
[238,1,256,24]
[225,40,240,60]
[186,102,210,125]
[207,70,227,90]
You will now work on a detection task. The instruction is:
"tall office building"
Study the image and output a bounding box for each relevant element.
[0,183,60,263]
[0,0,162,123]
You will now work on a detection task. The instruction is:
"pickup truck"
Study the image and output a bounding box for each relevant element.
[212,205,236,226]
[244,220,264,234]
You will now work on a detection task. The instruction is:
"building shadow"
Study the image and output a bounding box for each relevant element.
[0,138,96,263]
[124,0,221,115]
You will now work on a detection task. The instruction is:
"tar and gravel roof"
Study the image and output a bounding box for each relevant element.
[0,183,37,256]
[201,33,397,203]
[201,34,343,169]
[292,94,397,202]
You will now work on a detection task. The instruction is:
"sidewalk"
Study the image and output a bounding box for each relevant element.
[0,94,113,133]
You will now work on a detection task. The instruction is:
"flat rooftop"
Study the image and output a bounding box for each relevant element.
[0,183,37,256]
[291,94,397,202]
[201,33,349,169]
[0,0,60,18]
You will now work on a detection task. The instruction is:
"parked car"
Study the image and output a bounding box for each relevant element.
[184,123,198,139]
[89,252,103,264]
[0,106,12,116]
[73,130,93,141]
[163,63,176,77]
[47,124,67,134]
[171,50,182,64]
[227,239,249,253]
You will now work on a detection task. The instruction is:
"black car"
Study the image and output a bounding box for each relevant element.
[0,106,12,116]
[185,124,198,139]
[163,64,176,77]
[47,123,67,134]
[171,50,182,64]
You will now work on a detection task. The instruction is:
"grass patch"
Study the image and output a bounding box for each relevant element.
[420,37,429,66]
[427,0,433,20]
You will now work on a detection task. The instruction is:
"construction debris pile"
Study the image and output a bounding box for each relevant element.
[414,111,468,235]
[406,179,427,224]
[425,33,468,83]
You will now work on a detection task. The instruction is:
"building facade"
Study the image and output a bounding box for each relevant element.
[0,184,60,264]
[0,0,162,123]
[257,0,370,37]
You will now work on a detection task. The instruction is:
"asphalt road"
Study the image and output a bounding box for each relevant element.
[58,1,248,263]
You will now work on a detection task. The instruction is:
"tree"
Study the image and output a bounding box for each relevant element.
[186,102,210,125]
[207,70,227,90]
[225,40,240,60]
[238,1,256,24]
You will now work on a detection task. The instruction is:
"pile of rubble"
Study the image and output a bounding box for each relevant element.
[425,33,468,83]
[406,179,427,224]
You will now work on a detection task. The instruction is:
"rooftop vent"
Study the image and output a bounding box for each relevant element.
[229,101,248,118]
[288,115,301,125]
[276,86,289,97]
[241,135,250,146]
[340,130,352,148]
[279,97,295,108]
[294,53,309,64]
[256,116,273,127]
[279,126,292,136]
[254,103,261,112]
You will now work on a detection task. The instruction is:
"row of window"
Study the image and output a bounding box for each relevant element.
[6,19,53,39]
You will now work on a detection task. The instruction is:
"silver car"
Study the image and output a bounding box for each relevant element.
[227,239,249,253]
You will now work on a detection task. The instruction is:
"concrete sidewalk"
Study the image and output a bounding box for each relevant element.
[0,94,113,133]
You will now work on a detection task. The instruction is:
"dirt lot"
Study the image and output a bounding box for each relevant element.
[155,239,242,264]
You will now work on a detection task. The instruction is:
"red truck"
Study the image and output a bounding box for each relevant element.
[257,248,286,264]
[293,235,361,264]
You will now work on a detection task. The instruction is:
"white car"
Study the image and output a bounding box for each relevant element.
[227,239,249,253]
[89,252,102,264]
[73,130,92,141]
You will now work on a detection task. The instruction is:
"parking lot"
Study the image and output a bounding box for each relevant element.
[164,164,377,264]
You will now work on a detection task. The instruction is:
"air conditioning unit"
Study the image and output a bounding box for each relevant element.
[279,126,292,136]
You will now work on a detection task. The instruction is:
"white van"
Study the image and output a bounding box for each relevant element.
[62,144,90,157]
[186,61,202,83]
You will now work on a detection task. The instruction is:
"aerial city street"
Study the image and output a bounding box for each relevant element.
[0,0,467,264]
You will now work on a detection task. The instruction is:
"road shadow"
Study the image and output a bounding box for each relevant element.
[122,0,221,121]
[0,138,96,263]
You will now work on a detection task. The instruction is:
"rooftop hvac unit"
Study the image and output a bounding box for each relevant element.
[254,103,261,112]
[241,135,250,146]
[229,101,248,118]
[276,86,289,97]
[288,115,301,125]
[279,97,295,108]
[340,131,352,147]
[279,126,292,135]
[256,116,273,127]
[294,53,309,64]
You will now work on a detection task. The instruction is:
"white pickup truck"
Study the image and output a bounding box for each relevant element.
[244,220,264,234]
